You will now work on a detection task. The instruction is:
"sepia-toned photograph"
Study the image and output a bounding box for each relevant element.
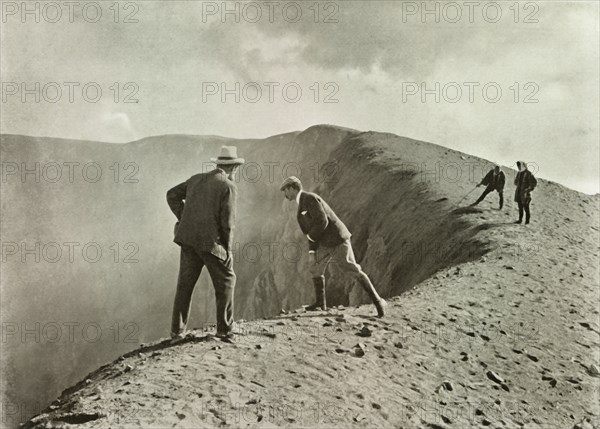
[1,1,599,428]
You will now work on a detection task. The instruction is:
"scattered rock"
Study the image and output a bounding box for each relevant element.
[354,343,366,357]
[486,371,504,384]
[573,418,595,429]
[436,381,454,393]
[353,413,367,422]
[357,326,372,337]
[586,364,600,378]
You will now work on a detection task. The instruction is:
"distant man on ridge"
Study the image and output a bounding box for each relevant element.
[470,165,505,209]
[167,146,244,339]
[514,160,537,225]
[280,176,386,317]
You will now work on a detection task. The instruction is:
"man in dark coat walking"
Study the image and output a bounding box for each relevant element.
[471,165,506,209]
[280,176,386,317]
[514,161,537,224]
[167,146,244,339]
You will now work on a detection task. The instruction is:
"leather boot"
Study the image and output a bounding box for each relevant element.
[357,272,386,318]
[306,276,326,311]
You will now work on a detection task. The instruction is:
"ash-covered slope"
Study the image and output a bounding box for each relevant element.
[4,125,599,428]
[22,179,599,428]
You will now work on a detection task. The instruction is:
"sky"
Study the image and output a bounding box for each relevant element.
[1,0,599,194]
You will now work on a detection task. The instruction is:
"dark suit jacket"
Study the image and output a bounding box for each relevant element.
[167,169,237,260]
[297,191,351,251]
[481,169,505,191]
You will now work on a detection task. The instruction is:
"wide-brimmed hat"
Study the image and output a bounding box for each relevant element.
[211,146,245,165]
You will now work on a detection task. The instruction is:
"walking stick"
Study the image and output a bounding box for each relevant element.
[456,185,479,207]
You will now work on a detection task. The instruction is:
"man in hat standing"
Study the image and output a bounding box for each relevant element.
[470,165,506,209]
[514,161,537,224]
[280,176,387,317]
[167,146,244,338]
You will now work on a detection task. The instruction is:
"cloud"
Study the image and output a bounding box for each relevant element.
[1,1,598,191]
[98,111,137,142]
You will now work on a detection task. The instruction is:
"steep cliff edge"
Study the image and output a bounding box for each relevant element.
[4,125,599,428]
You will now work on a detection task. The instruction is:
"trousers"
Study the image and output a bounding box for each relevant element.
[309,239,381,302]
[518,201,531,222]
[474,186,503,208]
[171,245,235,336]
[310,240,363,278]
